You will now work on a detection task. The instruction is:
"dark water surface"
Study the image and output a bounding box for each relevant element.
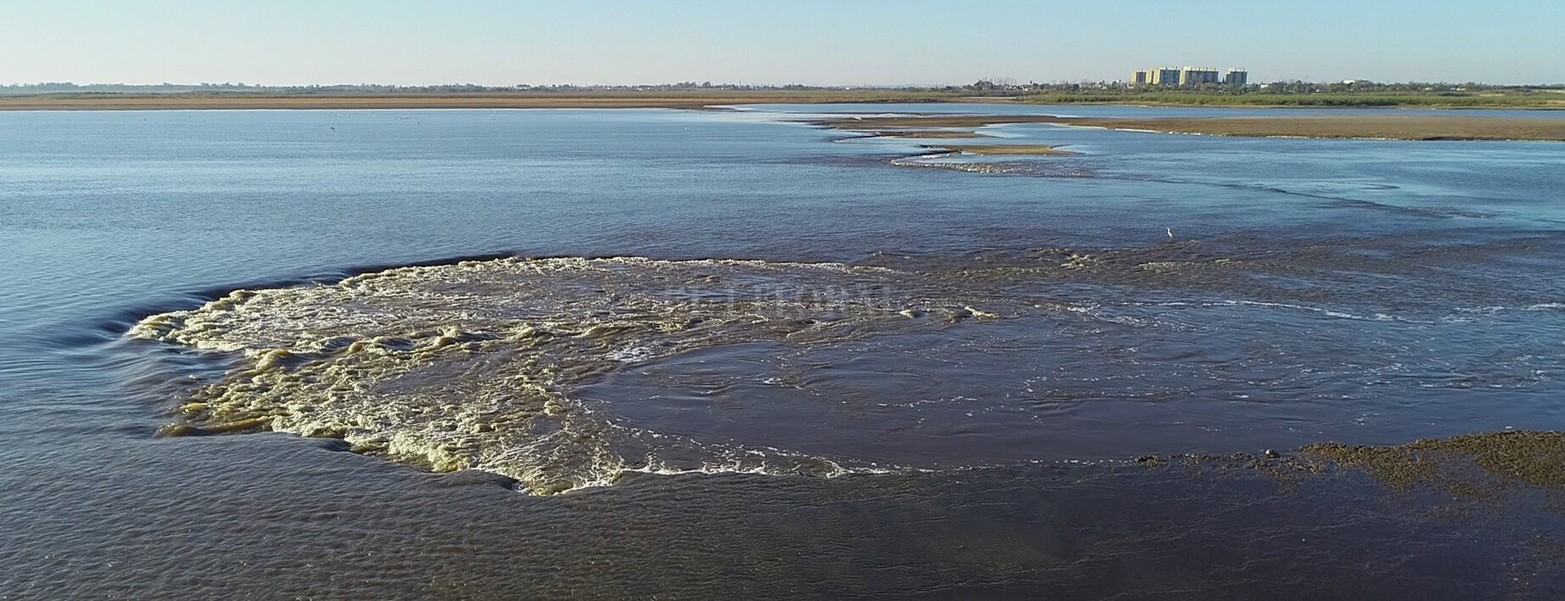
[3,105,1565,599]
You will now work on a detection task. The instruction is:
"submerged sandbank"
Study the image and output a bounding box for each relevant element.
[1303,431,1565,494]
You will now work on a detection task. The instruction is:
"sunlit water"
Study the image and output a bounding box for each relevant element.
[3,105,1565,599]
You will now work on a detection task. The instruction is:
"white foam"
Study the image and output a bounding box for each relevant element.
[130,255,996,495]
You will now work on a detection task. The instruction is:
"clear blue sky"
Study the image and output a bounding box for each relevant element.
[5,0,1562,86]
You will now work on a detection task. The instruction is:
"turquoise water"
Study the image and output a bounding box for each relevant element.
[3,105,1565,598]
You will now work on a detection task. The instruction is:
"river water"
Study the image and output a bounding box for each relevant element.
[3,105,1564,599]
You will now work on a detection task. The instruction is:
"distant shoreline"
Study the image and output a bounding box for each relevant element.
[0,92,947,112]
[4,90,1565,112]
[6,93,1565,142]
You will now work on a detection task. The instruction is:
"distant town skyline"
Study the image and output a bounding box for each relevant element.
[4,0,1564,86]
[1133,67,1248,88]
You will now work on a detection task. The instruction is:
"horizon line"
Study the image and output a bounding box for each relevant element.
[5,79,1565,89]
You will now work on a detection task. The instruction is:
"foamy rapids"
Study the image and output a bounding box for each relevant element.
[130,256,1018,494]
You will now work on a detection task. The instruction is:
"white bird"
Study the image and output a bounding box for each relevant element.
[1166,227,1174,239]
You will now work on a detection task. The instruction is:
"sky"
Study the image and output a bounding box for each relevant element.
[3,0,1563,86]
